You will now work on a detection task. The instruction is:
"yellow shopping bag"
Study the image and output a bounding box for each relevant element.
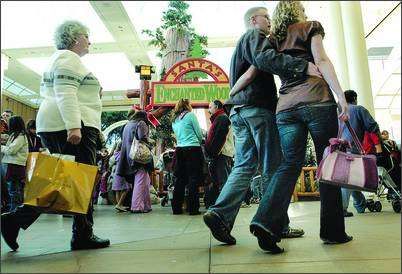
[24,152,98,214]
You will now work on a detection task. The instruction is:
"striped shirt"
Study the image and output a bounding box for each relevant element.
[36,50,102,132]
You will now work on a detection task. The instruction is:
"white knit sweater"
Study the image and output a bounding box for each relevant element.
[36,50,102,132]
[1,134,28,166]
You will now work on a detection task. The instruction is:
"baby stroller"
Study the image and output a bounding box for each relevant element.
[365,148,401,213]
[156,150,175,207]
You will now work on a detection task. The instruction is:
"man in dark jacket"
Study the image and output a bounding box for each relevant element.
[204,100,234,209]
[203,6,322,248]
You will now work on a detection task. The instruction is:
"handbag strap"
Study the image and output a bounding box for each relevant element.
[341,120,365,155]
[336,104,364,154]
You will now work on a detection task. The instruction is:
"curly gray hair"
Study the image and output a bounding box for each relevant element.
[54,20,89,50]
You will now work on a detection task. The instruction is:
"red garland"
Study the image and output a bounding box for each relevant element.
[132,104,161,128]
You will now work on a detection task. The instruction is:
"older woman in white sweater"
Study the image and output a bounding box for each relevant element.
[1,20,109,252]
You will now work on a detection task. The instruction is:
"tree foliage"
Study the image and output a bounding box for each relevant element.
[184,36,209,80]
[101,111,127,148]
[101,111,127,131]
[150,110,176,150]
[142,1,209,149]
[142,0,209,78]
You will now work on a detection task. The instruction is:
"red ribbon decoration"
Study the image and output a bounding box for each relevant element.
[132,104,161,128]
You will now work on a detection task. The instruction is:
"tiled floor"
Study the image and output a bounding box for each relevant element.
[1,200,400,273]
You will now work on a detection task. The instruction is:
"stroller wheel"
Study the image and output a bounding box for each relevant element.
[392,200,401,213]
[366,200,375,212]
[374,201,382,212]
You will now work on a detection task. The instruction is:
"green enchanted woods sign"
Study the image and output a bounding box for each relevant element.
[153,83,229,106]
[151,58,230,107]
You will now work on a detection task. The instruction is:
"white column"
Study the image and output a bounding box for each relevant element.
[340,1,375,115]
[325,1,350,90]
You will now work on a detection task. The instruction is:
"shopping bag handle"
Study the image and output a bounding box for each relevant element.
[53,144,77,162]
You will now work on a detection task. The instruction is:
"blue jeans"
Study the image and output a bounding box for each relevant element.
[342,188,366,213]
[1,163,8,210]
[251,105,346,242]
[208,106,283,231]
[251,175,263,200]
[7,179,24,212]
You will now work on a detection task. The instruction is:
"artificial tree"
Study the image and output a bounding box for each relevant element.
[142,0,209,152]
[142,0,208,80]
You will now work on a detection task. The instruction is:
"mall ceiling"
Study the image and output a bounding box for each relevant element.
[1,1,400,112]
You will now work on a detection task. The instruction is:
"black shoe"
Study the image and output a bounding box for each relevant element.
[321,235,353,244]
[1,212,20,251]
[203,211,236,245]
[281,227,305,238]
[343,210,354,217]
[250,224,284,254]
[71,234,110,250]
[172,209,183,215]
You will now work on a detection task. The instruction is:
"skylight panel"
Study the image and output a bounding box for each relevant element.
[1,1,114,49]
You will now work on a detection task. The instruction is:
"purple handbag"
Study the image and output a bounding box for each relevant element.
[316,121,378,192]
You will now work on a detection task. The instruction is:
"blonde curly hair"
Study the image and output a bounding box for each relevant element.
[271,1,305,41]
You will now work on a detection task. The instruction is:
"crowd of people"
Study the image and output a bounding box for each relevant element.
[1,1,400,256]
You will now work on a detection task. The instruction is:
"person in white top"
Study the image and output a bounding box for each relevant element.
[1,116,28,212]
[1,20,109,252]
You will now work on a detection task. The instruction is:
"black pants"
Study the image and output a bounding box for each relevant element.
[172,146,204,214]
[7,126,99,239]
[204,154,233,209]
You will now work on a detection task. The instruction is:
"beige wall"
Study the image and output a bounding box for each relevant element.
[1,94,38,123]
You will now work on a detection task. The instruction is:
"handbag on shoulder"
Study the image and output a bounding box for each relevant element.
[317,120,378,192]
[129,123,152,164]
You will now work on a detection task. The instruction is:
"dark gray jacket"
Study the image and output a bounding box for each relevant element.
[225,29,308,112]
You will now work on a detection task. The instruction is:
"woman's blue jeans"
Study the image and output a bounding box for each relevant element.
[251,105,347,242]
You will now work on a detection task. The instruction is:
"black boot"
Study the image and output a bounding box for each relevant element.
[250,224,283,254]
[70,206,110,250]
[1,212,20,251]
[71,234,110,250]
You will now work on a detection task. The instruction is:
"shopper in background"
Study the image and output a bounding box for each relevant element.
[26,120,43,152]
[1,116,28,212]
[171,99,204,215]
[1,109,13,211]
[204,100,234,209]
[111,141,131,212]
[0,110,13,146]
[381,130,401,192]
[339,90,380,217]
[116,109,153,214]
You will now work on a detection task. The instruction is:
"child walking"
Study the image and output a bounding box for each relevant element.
[1,116,28,211]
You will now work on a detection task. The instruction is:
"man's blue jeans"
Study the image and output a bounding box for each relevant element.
[208,106,283,231]
[342,188,366,213]
[251,105,346,242]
